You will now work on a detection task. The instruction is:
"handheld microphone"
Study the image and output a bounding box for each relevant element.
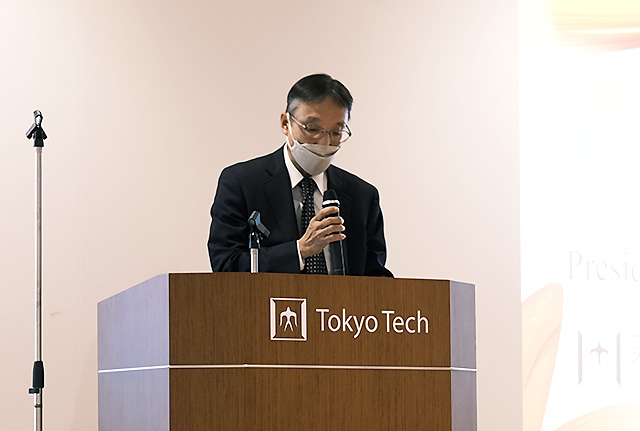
[322,189,346,275]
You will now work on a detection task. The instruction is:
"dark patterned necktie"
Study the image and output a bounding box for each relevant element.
[300,178,328,274]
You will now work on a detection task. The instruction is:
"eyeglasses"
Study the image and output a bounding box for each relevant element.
[288,112,352,143]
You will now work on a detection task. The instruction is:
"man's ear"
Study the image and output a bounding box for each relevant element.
[280,111,289,136]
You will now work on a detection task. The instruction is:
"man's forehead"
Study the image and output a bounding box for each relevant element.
[289,99,348,123]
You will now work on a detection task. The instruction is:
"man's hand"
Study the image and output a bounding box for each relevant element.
[299,206,345,259]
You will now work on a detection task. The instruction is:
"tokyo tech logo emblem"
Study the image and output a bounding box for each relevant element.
[270,297,307,341]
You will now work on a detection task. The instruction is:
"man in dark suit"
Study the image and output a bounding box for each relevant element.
[208,74,392,277]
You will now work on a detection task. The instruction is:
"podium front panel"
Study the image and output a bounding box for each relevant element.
[98,273,476,431]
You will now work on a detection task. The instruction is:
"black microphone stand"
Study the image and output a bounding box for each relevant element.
[26,110,47,431]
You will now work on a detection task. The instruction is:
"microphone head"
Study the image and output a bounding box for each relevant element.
[322,189,340,208]
[34,110,43,127]
[248,210,270,238]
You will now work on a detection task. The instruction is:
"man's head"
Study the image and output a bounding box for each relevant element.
[281,74,353,149]
[281,74,353,177]
[285,74,353,121]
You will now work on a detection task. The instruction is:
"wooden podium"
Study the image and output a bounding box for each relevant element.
[98,273,476,430]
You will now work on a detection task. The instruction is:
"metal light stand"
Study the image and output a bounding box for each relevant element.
[248,211,270,273]
[26,110,47,431]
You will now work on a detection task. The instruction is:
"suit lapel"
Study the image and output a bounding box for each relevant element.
[264,149,299,240]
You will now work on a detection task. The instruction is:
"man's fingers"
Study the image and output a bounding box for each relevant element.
[298,207,346,258]
[314,206,340,220]
[325,232,346,243]
[314,216,343,231]
[318,222,345,236]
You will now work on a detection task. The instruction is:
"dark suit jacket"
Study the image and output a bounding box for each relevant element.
[208,147,393,277]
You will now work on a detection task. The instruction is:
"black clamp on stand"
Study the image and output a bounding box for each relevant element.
[26,110,47,431]
[248,211,270,273]
[26,110,47,147]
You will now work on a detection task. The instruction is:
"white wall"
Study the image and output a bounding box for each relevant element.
[0,0,520,429]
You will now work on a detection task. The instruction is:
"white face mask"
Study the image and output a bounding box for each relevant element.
[286,113,341,176]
